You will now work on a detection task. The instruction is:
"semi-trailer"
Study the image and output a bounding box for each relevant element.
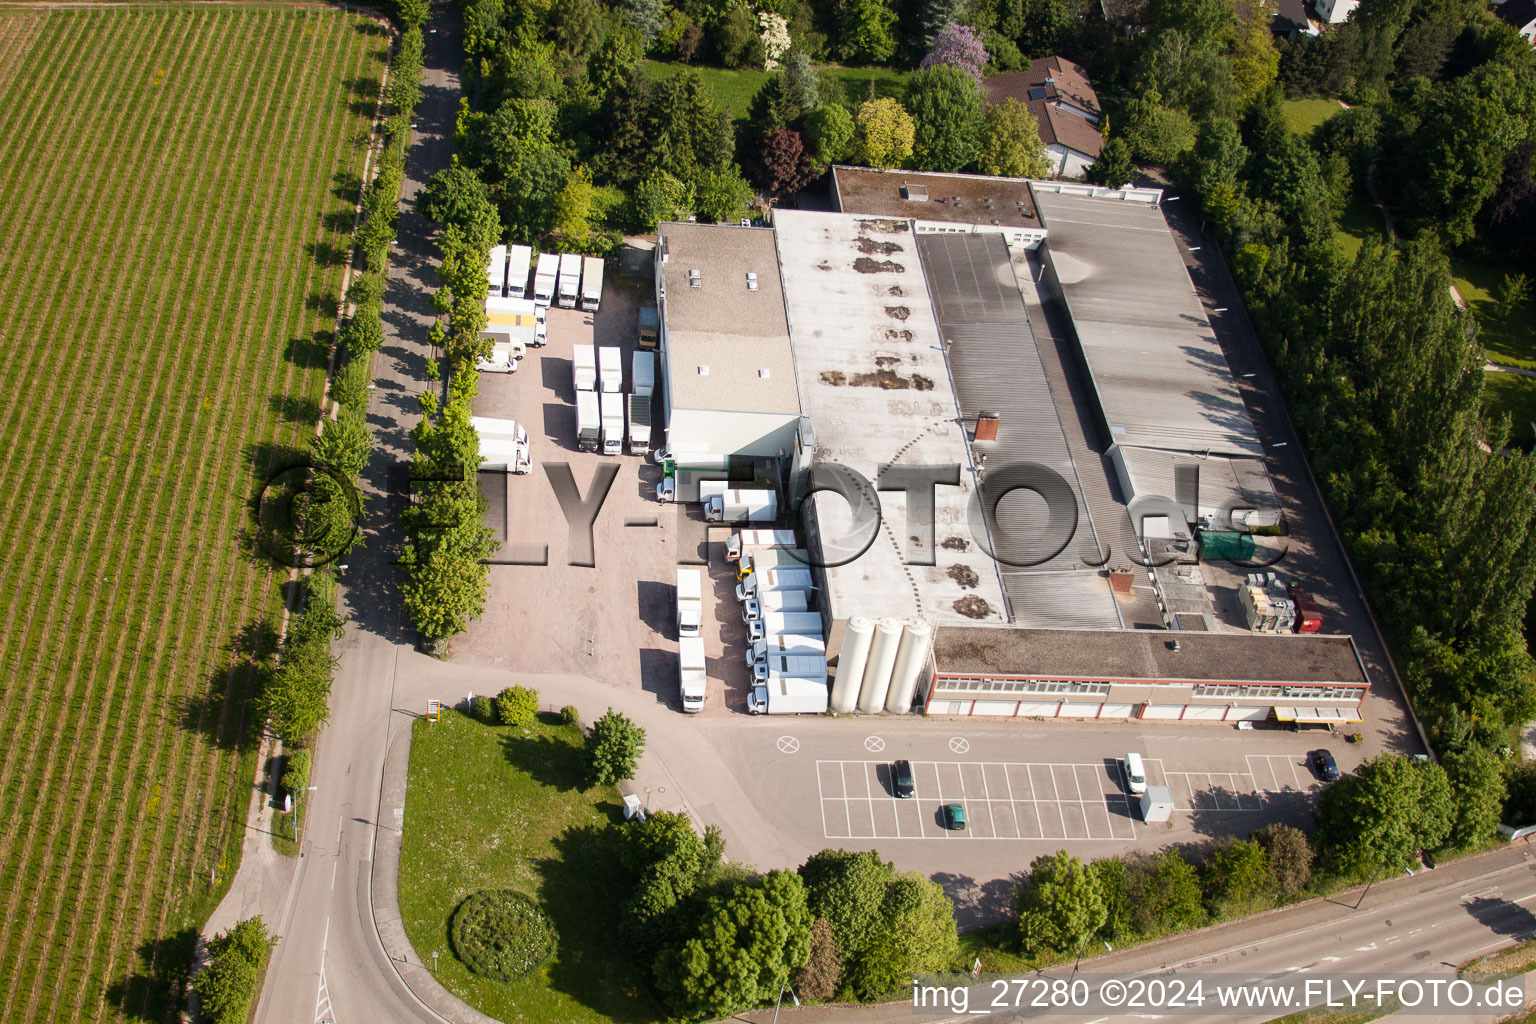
[735,566,813,601]
[505,244,532,299]
[746,610,825,643]
[576,390,600,452]
[486,244,507,298]
[725,529,797,562]
[557,252,581,308]
[747,677,828,715]
[599,391,624,456]
[598,345,622,393]
[627,394,651,453]
[580,255,603,312]
[572,344,597,392]
[533,252,559,304]
[703,489,777,523]
[676,569,702,638]
[678,636,706,713]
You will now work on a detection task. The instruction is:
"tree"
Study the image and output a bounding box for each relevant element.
[585,708,645,786]
[798,849,891,956]
[1202,838,1271,917]
[852,98,915,168]
[834,0,898,65]
[495,685,539,726]
[1228,11,1279,108]
[654,870,814,1018]
[393,0,428,29]
[401,547,492,644]
[1090,856,1134,940]
[629,170,693,231]
[842,872,958,1000]
[782,51,820,112]
[551,167,596,244]
[196,917,272,1024]
[312,415,373,479]
[1253,823,1313,899]
[751,128,815,196]
[920,22,988,82]
[716,7,765,69]
[795,918,843,1002]
[806,104,855,166]
[1442,745,1504,849]
[551,0,604,59]
[1014,850,1106,956]
[692,167,753,223]
[1498,272,1531,321]
[1123,89,1198,165]
[281,748,311,795]
[616,0,664,45]
[258,574,345,743]
[1085,136,1135,188]
[977,98,1051,178]
[1129,851,1206,936]
[907,65,986,171]
[1315,754,1454,876]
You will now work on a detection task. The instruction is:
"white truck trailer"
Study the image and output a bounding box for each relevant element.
[736,566,814,602]
[676,569,702,638]
[704,489,777,523]
[576,390,600,452]
[599,391,623,456]
[747,633,825,668]
[747,676,829,715]
[480,297,538,358]
[678,636,706,714]
[726,529,798,562]
[533,252,559,304]
[742,587,811,621]
[627,394,651,454]
[486,244,508,298]
[572,344,596,392]
[506,244,532,299]
[736,547,809,582]
[580,255,604,312]
[632,350,654,398]
[755,654,828,685]
[747,610,824,643]
[598,346,622,393]
[471,416,532,475]
[557,252,581,308]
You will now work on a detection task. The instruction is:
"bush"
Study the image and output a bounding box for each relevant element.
[560,704,580,726]
[585,708,645,786]
[471,695,494,723]
[281,749,312,796]
[195,917,271,1024]
[495,685,539,726]
[450,890,557,981]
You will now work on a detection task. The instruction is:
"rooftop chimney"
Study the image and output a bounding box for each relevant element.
[975,412,1000,442]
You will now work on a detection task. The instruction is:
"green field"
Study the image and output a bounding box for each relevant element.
[641,59,911,119]
[0,7,382,1021]
[1451,255,1536,369]
[399,709,662,1024]
[1281,97,1342,137]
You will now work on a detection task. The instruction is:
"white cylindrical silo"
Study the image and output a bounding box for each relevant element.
[886,618,933,714]
[831,616,874,713]
[858,617,904,713]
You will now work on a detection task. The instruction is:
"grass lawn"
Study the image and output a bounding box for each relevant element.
[1333,188,1385,261]
[641,59,910,120]
[1281,97,1341,137]
[0,7,381,1021]
[1483,372,1536,442]
[1461,934,1536,976]
[1450,255,1536,369]
[1261,1009,1392,1024]
[399,709,662,1024]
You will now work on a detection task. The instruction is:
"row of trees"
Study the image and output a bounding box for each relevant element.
[615,814,959,1019]
[193,917,272,1024]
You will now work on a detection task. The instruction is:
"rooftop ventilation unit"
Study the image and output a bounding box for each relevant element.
[688,268,702,289]
[758,368,771,378]
[746,271,759,291]
[697,365,709,375]
[902,184,929,201]
[975,412,1001,442]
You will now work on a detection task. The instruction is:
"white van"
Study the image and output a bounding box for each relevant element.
[1124,752,1147,795]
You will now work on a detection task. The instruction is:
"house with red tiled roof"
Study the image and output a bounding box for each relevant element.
[982,56,1104,179]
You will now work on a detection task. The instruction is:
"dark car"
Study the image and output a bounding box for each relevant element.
[892,759,915,799]
[1311,749,1340,781]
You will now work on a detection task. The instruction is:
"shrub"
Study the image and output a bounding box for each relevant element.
[560,704,580,726]
[585,707,645,786]
[281,749,312,796]
[495,685,539,726]
[195,917,271,1024]
[450,890,557,981]
[471,695,494,723]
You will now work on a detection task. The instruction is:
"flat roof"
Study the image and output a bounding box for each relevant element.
[915,232,1122,630]
[772,209,1008,626]
[1031,186,1264,457]
[832,166,1041,230]
[933,626,1367,685]
[658,222,799,414]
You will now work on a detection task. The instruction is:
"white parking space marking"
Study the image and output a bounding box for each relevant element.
[1147,758,1263,812]
[1247,753,1311,792]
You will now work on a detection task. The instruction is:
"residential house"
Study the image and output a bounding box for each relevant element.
[982,56,1103,179]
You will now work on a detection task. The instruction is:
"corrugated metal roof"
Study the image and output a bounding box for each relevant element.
[1030,188,1263,457]
[916,232,1122,630]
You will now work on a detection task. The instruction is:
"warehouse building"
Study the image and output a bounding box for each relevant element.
[654,222,801,477]
[830,166,1049,250]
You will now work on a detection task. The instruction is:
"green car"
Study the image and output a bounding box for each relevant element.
[944,803,967,830]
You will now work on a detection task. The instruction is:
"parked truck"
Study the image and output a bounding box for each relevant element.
[472,416,532,475]
[481,296,539,349]
[747,676,828,715]
[676,569,702,638]
[572,344,596,392]
[598,345,622,393]
[746,610,824,643]
[726,529,798,563]
[704,489,778,524]
[637,305,659,349]
[678,636,706,714]
[747,633,824,668]
[533,252,559,305]
[475,340,523,373]
[557,252,581,308]
[600,391,623,456]
[576,390,600,452]
[742,587,811,621]
[486,245,508,298]
[754,654,828,685]
[580,255,603,312]
[505,244,532,299]
[736,566,814,602]
[1287,583,1323,633]
[736,547,809,582]
[632,351,655,398]
[627,394,651,453]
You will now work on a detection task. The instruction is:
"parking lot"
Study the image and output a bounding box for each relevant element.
[814,752,1325,842]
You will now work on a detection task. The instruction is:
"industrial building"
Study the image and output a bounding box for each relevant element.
[649,179,1363,725]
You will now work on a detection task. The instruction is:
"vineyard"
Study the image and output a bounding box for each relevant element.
[0,6,382,1021]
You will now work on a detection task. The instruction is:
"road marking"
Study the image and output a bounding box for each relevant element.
[1354,943,1377,951]
[949,736,969,753]
[863,735,885,752]
[330,861,337,890]
[313,964,333,1024]
[776,735,799,753]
